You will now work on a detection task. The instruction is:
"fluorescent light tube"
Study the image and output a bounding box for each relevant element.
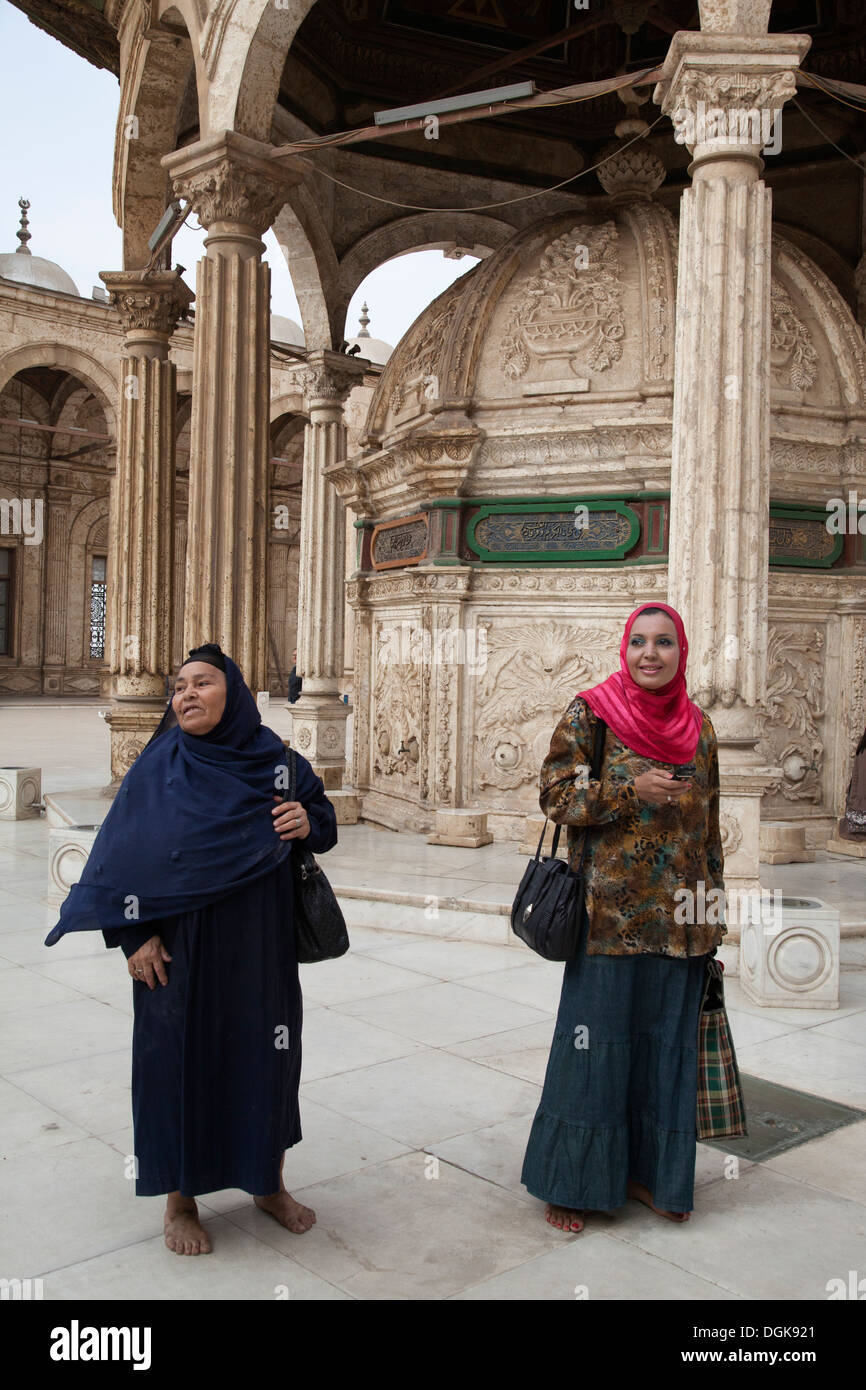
[373,82,535,126]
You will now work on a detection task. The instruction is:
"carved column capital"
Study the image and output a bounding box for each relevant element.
[163,131,309,237]
[99,269,194,355]
[302,350,367,414]
[654,32,809,166]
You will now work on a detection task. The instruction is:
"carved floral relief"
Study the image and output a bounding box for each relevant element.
[472,620,621,795]
[758,624,825,804]
[500,223,625,382]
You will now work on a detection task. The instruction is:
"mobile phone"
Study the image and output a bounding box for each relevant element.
[672,762,696,781]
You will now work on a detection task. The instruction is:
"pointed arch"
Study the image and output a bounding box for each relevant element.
[0,344,117,437]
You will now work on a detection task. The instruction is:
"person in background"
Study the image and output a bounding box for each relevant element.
[288,647,302,704]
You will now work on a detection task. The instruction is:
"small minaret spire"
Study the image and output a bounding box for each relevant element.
[358,301,371,337]
[16,198,32,255]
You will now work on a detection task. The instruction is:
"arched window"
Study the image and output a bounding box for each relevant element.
[89,554,107,660]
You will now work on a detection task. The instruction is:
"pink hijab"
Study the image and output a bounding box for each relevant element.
[577,603,704,763]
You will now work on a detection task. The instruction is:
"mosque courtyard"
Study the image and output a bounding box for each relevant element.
[1,701,865,1302]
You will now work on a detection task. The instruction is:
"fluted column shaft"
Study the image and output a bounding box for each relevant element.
[99,268,193,778]
[164,132,306,691]
[291,351,365,787]
[654,27,809,897]
[655,30,809,743]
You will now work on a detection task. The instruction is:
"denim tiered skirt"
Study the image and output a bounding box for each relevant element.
[521,905,708,1214]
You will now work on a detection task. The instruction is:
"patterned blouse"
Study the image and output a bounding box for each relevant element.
[538,696,725,958]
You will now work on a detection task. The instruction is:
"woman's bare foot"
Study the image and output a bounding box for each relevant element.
[626,1179,690,1222]
[254,1189,316,1234]
[164,1195,212,1255]
[545,1203,585,1232]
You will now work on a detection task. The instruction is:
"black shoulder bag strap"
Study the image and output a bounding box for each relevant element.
[535,716,607,865]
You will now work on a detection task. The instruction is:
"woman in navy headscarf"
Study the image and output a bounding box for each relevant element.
[45,642,338,1256]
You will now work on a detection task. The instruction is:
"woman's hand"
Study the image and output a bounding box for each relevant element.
[272,796,310,841]
[633,769,692,806]
[128,935,172,989]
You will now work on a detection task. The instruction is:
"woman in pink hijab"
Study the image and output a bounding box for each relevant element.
[521,604,727,1232]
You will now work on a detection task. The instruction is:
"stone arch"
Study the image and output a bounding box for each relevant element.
[773,232,866,411]
[270,390,307,421]
[117,4,204,268]
[338,212,511,312]
[0,377,51,461]
[205,0,318,139]
[273,195,339,351]
[0,345,117,438]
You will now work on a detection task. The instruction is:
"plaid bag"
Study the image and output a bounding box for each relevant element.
[696,956,748,1140]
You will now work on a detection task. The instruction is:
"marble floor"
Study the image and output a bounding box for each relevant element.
[1,703,865,1300]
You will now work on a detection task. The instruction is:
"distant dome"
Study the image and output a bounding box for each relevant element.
[346,336,392,365]
[0,253,80,297]
[346,301,392,365]
[0,199,80,297]
[270,313,305,347]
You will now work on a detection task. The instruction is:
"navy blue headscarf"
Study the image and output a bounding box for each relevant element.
[45,647,291,945]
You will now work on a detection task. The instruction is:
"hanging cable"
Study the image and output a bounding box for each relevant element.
[300,113,666,214]
[791,98,866,174]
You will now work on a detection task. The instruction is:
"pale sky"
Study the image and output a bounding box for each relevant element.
[0,1,477,348]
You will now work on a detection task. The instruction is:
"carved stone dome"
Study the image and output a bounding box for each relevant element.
[346,197,865,521]
[362,200,680,448]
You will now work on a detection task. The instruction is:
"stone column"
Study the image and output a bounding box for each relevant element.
[163,132,307,692]
[654,16,809,899]
[292,351,366,788]
[41,490,70,693]
[98,269,193,779]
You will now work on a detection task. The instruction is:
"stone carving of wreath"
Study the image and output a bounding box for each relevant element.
[719,811,742,857]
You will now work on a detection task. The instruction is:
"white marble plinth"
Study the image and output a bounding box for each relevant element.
[517,815,568,859]
[0,767,42,820]
[329,790,360,825]
[760,821,816,864]
[47,825,99,905]
[825,836,866,860]
[427,810,494,848]
[739,895,840,1009]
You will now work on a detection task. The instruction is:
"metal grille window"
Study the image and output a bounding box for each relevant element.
[90,555,107,660]
[0,549,10,656]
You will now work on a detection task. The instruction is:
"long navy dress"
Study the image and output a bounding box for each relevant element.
[104,754,337,1198]
[44,649,338,1201]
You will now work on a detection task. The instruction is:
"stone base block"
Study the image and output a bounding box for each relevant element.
[0,767,42,819]
[427,809,494,848]
[104,707,165,782]
[312,764,345,791]
[759,821,816,864]
[518,814,568,859]
[48,825,99,905]
[825,836,866,859]
[329,790,359,824]
[739,895,840,1009]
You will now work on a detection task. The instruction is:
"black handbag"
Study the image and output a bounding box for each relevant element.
[511,716,607,961]
[283,748,350,964]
